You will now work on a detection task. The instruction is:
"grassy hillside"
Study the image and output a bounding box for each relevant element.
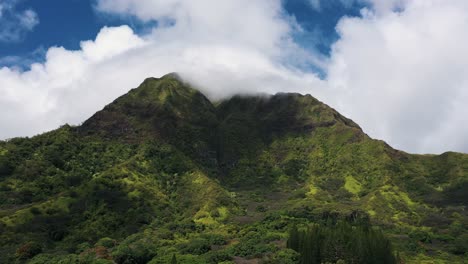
[0,73,467,263]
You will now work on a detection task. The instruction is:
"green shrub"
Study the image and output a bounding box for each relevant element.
[229,236,275,258]
[28,254,81,264]
[409,230,432,243]
[451,234,468,255]
[0,155,14,176]
[204,250,232,263]
[112,237,157,264]
[30,206,42,215]
[95,237,116,248]
[264,248,300,264]
[76,242,92,253]
[15,241,42,260]
[201,233,227,245]
[179,238,211,255]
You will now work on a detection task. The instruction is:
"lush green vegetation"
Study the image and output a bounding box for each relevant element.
[287,221,397,264]
[0,73,467,263]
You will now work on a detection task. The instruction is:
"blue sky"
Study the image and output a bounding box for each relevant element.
[1,0,468,154]
[0,0,156,66]
[0,0,366,68]
[285,0,365,55]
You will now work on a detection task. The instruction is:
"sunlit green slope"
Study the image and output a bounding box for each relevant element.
[0,73,466,263]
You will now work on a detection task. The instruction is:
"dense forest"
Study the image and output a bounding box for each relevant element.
[0,74,467,263]
[287,221,397,264]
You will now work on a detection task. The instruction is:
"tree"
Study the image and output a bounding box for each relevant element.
[287,225,300,252]
[286,221,397,264]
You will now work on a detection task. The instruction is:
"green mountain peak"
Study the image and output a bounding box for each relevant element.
[1,73,467,263]
[80,74,216,141]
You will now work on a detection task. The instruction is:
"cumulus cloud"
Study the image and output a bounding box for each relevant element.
[325,0,468,153]
[0,0,39,42]
[1,0,468,154]
[0,26,146,137]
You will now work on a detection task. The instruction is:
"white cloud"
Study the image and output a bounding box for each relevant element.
[325,0,468,153]
[0,0,39,42]
[1,0,468,154]
[0,0,325,140]
[0,25,148,137]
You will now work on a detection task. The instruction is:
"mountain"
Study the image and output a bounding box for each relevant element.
[0,73,467,263]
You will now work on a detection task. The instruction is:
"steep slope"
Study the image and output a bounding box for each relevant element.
[0,74,467,263]
[215,92,364,187]
[0,74,230,263]
[214,91,468,263]
[80,73,220,172]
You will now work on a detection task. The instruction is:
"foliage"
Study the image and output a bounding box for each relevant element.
[0,74,467,263]
[264,248,300,264]
[287,221,397,264]
[111,234,157,264]
[15,241,42,260]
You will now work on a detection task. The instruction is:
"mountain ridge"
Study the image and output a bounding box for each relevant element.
[0,73,467,263]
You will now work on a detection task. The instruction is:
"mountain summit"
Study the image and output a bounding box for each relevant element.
[0,74,467,263]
